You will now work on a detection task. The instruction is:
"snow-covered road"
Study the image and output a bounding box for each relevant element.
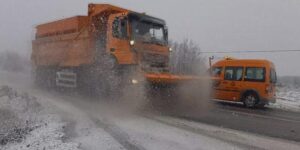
[1,71,300,150]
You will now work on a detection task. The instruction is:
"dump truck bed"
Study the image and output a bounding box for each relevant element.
[32,16,92,67]
[36,16,89,38]
[32,4,130,68]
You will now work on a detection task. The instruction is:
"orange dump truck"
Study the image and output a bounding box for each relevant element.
[31,4,199,96]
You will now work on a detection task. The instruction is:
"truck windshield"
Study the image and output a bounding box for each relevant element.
[131,20,167,45]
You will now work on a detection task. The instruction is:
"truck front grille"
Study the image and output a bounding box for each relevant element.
[141,52,169,72]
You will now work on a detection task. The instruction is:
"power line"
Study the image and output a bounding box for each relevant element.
[200,49,300,54]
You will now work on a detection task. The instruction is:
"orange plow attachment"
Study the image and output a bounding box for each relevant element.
[143,73,216,108]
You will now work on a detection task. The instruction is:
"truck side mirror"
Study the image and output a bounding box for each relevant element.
[164,26,168,41]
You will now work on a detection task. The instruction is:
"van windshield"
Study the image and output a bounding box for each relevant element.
[212,67,222,77]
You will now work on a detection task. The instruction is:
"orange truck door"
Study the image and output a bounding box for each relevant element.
[107,14,136,64]
[215,67,244,101]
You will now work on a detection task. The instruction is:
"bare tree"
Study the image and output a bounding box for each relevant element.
[169,39,207,75]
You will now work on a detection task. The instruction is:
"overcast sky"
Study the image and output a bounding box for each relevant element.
[0,0,300,76]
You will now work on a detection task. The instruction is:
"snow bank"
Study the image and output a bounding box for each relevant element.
[272,86,300,111]
[267,77,300,111]
[0,85,80,150]
[267,76,300,111]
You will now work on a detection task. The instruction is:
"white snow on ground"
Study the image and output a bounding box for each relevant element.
[0,86,80,150]
[0,85,125,150]
[277,86,300,109]
[37,94,126,150]
[268,77,300,111]
[269,85,300,112]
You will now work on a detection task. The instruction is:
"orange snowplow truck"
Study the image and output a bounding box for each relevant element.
[31,4,198,95]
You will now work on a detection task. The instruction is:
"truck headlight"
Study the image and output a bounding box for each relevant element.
[169,47,173,52]
[131,79,139,84]
[130,40,135,46]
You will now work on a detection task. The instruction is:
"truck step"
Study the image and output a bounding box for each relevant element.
[56,71,77,88]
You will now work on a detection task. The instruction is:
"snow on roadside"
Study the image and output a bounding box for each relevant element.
[0,70,128,150]
[0,85,80,150]
[270,86,300,112]
[270,77,300,111]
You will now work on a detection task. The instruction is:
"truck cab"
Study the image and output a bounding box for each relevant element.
[106,12,170,73]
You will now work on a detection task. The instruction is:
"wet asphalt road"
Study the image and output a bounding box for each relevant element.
[166,102,300,142]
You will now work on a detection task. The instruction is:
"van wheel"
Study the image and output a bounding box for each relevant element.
[243,92,259,108]
[256,102,266,108]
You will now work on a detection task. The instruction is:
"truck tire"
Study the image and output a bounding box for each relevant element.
[101,55,122,98]
[33,68,43,86]
[34,67,56,88]
[242,92,259,108]
[82,54,122,98]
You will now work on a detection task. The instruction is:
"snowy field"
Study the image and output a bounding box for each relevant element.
[270,77,300,111]
[0,85,80,150]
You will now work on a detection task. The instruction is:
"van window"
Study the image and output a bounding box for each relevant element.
[245,67,265,82]
[270,69,277,83]
[212,67,222,77]
[224,67,243,81]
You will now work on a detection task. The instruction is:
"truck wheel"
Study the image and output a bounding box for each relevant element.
[243,92,259,108]
[45,69,56,88]
[103,55,121,98]
[89,54,121,98]
[34,67,56,88]
[33,68,43,86]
